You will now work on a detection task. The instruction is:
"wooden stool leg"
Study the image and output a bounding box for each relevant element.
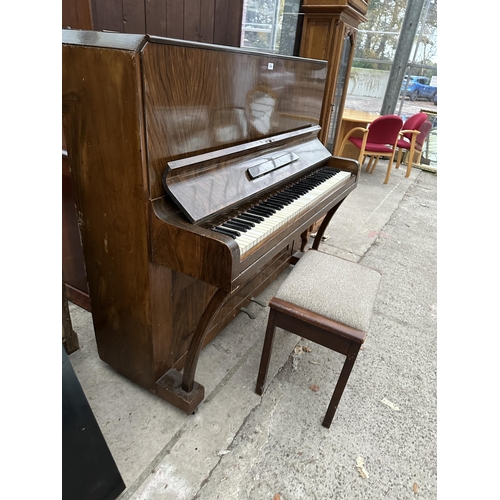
[322,342,361,428]
[255,308,278,396]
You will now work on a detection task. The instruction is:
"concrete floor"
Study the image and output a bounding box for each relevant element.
[67,159,437,499]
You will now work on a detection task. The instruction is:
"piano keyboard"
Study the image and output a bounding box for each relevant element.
[211,167,351,256]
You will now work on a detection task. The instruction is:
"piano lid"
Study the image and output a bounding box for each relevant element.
[163,126,332,224]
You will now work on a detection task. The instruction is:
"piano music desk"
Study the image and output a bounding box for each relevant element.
[334,109,380,160]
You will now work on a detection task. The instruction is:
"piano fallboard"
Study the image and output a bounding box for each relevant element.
[163,126,330,224]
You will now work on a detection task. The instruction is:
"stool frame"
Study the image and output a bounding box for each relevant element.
[255,297,367,429]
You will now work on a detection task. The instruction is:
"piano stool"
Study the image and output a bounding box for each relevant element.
[255,249,382,428]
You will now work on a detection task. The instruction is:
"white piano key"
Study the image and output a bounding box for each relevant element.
[234,170,351,256]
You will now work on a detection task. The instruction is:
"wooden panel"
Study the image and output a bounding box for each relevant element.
[200,0,216,43]
[63,42,154,389]
[93,0,123,31]
[141,40,327,199]
[214,0,243,46]
[123,0,146,33]
[226,0,243,45]
[302,0,369,16]
[87,0,241,45]
[62,152,91,311]
[213,0,229,45]
[62,0,93,29]
[300,18,333,61]
[183,0,200,40]
[166,0,184,38]
[145,0,167,36]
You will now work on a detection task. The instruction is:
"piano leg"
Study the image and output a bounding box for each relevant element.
[155,288,230,414]
[311,201,345,251]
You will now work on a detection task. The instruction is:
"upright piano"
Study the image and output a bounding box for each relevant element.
[62,30,359,413]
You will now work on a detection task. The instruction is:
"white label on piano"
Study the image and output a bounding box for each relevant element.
[267,63,274,70]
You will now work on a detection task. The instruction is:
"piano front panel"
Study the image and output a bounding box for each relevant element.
[141,39,328,199]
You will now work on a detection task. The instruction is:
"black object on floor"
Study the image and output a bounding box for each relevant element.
[62,346,125,500]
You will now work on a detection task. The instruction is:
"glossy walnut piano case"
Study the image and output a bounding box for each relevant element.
[62,30,359,413]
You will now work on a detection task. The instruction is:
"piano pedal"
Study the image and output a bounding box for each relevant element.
[240,307,256,319]
[310,232,330,242]
[250,297,268,308]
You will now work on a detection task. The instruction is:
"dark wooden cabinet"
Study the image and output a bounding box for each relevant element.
[299,1,369,150]
[62,151,91,311]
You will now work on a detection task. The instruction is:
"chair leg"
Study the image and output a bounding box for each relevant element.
[414,150,422,165]
[383,151,397,184]
[395,149,403,170]
[365,156,374,172]
[405,145,416,178]
[369,156,379,173]
[255,308,278,396]
[322,342,361,428]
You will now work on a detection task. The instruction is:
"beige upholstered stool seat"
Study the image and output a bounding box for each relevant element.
[255,249,382,428]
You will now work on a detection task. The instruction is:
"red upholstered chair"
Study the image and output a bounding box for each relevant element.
[394,112,428,177]
[338,114,403,184]
[410,120,433,167]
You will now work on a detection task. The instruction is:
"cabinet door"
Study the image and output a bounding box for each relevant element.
[326,33,353,152]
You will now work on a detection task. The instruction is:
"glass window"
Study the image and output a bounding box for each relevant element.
[240,0,302,55]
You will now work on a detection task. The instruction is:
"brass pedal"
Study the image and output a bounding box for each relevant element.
[240,307,256,319]
[250,297,268,307]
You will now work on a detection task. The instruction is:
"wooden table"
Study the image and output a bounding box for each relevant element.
[334,109,381,159]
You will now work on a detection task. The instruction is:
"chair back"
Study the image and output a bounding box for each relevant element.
[402,112,428,141]
[367,115,403,145]
[415,120,433,149]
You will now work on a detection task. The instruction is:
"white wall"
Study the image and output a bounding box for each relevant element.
[347,68,390,98]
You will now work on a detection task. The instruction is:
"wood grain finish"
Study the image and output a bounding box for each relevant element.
[142,39,327,199]
[62,0,93,29]
[299,1,367,146]
[302,0,369,17]
[87,0,243,47]
[62,151,91,311]
[63,39,154,389]
[62,30,358,412]
[163,128,330,223]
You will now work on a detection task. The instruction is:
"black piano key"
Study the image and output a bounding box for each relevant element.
[249,207,275,216]
[211,167,347,239]
[232,217,255,228]
[269,195,292,205]
[213,227,238,239]
[315,171,335,179]
[222,222,248,232]
[276,192,299,201]
[287,187,308,195]
[227,219,253,230]
[261,200,284,210]
[238,213,264,223]
[301,180,321,187]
